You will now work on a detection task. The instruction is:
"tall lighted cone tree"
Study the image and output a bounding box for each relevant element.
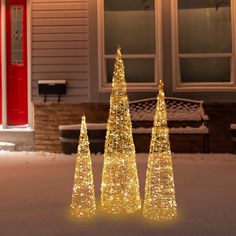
[101,47,141,214]
[143,80,177,221]
[70,115,96,217]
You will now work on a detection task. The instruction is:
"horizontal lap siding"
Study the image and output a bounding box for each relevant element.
[31,0,89,103]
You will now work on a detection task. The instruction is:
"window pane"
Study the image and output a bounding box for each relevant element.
[11,6,23,65]
[178,0,231,53]
[106,58,155,83]
[180,57,230,83]
[104,0,155,54]
[12,51,23,64]
[17,7,22,20]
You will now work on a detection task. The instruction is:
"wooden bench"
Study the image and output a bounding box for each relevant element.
[59,97,209,154]
[130,97,209,153]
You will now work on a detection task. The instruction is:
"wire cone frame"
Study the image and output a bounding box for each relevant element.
[143,80,177,221]
[70,115,96,217]
[101,47,141,214]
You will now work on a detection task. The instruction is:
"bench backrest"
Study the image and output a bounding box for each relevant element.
[129,97,208,122]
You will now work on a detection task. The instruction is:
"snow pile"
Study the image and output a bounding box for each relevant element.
[132,125,209,134]
[230,123,236,129]
[59,123,107,131]
[0,142,15,151]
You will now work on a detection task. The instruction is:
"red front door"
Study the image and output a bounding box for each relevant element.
[0,3,2,124]
[6,0,27,125]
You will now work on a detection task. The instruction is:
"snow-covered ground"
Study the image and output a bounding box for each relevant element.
[0,151,236,236]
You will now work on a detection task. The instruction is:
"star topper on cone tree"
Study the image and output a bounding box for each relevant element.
[70,115,96,218]
[143,80,177,221]
[101,47,141,214]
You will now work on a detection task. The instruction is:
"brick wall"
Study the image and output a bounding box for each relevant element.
[34,103,109,153]
[34,103,236,153]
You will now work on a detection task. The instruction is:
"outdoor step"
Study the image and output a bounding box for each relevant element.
[0,128,34,151]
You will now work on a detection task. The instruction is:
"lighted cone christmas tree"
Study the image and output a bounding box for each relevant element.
[70,115,96,217]
[101,47,141,214]
[143,80,177,221]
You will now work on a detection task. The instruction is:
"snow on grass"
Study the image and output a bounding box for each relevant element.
[0,151,236,236]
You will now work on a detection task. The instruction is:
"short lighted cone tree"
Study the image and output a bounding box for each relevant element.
[143,80,177,221]
[70,115,96,217]
[101,47,141,214]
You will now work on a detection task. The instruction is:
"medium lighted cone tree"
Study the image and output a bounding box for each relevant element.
[70,115,96,217]
[143,80,177,221]
[101,47,141,214]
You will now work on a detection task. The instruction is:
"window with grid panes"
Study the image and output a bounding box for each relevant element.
[98,0,162,91]
[172,0,236,91]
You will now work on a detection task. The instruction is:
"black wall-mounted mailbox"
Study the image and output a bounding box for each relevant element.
[38,80,67,103]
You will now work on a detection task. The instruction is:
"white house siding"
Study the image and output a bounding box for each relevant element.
[31,0,89,103]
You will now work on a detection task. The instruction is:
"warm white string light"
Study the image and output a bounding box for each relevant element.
[101,47,141,214]
[143,80,177,220]
[70,115,96,217]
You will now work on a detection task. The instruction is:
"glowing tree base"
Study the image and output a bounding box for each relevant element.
[101,153,141,214]
[143,152,177,220]
[143,207,177,221]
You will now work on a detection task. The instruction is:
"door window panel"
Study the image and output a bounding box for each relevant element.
[11,6,23,65]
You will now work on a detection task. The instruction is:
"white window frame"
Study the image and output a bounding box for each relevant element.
[171,0,236,92]
[97,0,163,92]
